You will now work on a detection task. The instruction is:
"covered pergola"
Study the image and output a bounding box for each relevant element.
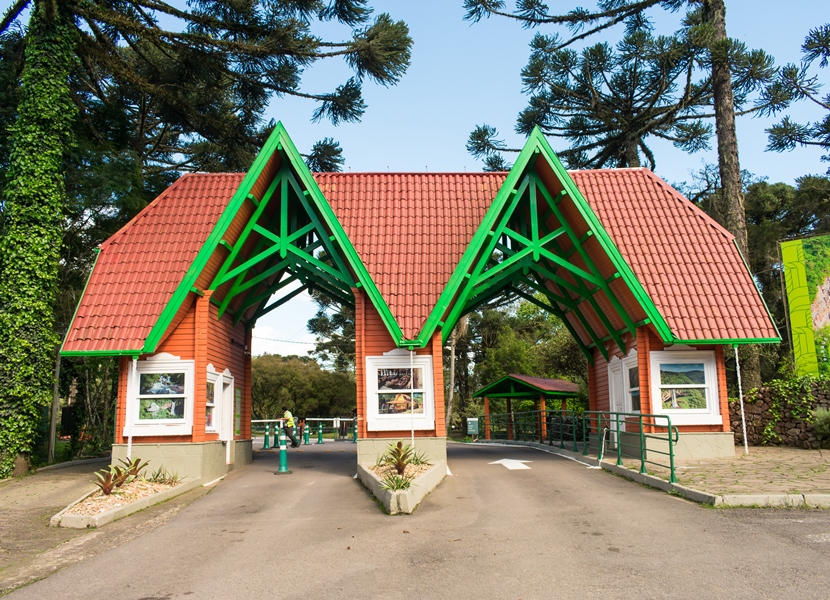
[474,374,580,441]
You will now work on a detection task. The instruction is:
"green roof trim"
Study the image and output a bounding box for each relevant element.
[140,122,404,354]
[414,127,673,353]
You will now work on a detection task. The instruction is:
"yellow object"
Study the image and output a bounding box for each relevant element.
[283,410,295,428]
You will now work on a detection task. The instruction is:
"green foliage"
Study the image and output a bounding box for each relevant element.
[119,457,150,479]
[753,375,820,444]
[379,471,414,491]
[306,287,356,372]
[251,354,355,419]
[147,466,180,486]
[0,2,76,479]
[766,24,830,172]
[466,1,779,171]
[813,408,830,440]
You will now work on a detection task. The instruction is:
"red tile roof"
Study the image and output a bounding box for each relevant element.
[62,173,244,353]
[63,167,776,354]
[317,173,504,340]
[570,168,778,341]
[473,373,581,397]
[508,374,581,393]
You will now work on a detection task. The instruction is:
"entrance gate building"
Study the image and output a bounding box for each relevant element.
[62,124,779,481]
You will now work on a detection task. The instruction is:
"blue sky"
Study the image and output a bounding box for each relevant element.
[215,1,828,356]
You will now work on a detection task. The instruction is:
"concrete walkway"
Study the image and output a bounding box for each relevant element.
[673,446,830,495]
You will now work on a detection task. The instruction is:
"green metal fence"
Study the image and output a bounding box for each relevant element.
[479,410,679,483]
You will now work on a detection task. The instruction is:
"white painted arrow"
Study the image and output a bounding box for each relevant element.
[488,459,532,470]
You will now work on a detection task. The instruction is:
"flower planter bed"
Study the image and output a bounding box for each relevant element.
[357,461,447,514]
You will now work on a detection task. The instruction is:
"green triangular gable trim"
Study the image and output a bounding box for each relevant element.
[414,127,675,350]
[141,123,404,353]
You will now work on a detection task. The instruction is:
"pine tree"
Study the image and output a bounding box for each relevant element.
[0,0,411,477]
[766,24,830,172]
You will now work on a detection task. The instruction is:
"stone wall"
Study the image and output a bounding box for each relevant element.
[729,382,830,448]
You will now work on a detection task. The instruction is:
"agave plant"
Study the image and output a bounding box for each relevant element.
[93,468,119,495]
[382,441,414,475]
[379,471,414,491]
[119,457,150,479]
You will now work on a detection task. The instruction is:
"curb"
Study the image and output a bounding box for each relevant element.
[50,478,203,529]
[470,440,830,508]
[356,462,447,514]
[35,456,111,473]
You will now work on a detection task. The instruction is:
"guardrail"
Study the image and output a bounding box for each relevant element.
[475,410,679,483]
[251,418,357,448]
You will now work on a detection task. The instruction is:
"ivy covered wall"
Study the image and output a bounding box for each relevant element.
[730,379,830,448]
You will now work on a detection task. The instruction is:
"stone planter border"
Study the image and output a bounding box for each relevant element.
[50,477,202,529]
[357,462,447,514]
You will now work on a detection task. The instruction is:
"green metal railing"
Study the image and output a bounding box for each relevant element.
[251,417,357,447]
[479,410,679,483]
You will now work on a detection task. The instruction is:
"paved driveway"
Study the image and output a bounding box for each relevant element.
[8,442,830,599]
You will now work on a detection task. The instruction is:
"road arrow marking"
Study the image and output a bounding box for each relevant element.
[488,459,532,470]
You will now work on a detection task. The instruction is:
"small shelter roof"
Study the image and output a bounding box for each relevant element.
[474,374,581,399]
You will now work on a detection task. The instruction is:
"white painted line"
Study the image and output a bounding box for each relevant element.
[202,476,225,487]
[488,459,532,470]
[446,465,453,476]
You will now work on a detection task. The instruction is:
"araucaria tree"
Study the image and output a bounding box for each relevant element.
[0,0,411,477]
[766,24,830,172]
[464,0,779,389]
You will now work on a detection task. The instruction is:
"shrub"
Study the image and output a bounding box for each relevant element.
[813,408,830,441]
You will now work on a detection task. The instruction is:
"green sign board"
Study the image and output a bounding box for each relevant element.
[781,235,830,375]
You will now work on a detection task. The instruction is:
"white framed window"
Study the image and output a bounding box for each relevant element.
[649,349,721,425]
[125,353,194,437]
[366,351,434,432]
[206,364,234,441]
[206,370,219,433]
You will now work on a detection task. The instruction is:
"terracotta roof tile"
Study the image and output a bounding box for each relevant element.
[62,173,244,353]
[317,173,503,340]
[64,167,776,354]
[570,168,777,341]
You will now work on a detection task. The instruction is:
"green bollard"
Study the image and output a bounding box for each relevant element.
[303,425,310,445]
[275,430,291,474]
[263,422,270,450]
[352,420,357,443]
[317,422,324,444]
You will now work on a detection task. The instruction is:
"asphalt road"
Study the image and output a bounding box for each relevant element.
[8,442,830,599]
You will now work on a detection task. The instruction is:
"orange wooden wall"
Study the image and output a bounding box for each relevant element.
[589,326,731,433]
[115,290,252,444]
[354,288,446,439]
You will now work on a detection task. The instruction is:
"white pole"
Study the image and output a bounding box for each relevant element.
[127,357,138,460]
[735,346,749,455]
[410,349,415,448]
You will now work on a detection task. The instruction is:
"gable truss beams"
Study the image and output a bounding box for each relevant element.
[209,160,356,324]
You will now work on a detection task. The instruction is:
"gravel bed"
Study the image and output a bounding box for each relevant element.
[64,480,179,517]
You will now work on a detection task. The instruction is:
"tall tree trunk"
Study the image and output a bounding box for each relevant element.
[445,316,468,431]
[703,0,761,390]
[0,0,76,478]
[624,140,640,167]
